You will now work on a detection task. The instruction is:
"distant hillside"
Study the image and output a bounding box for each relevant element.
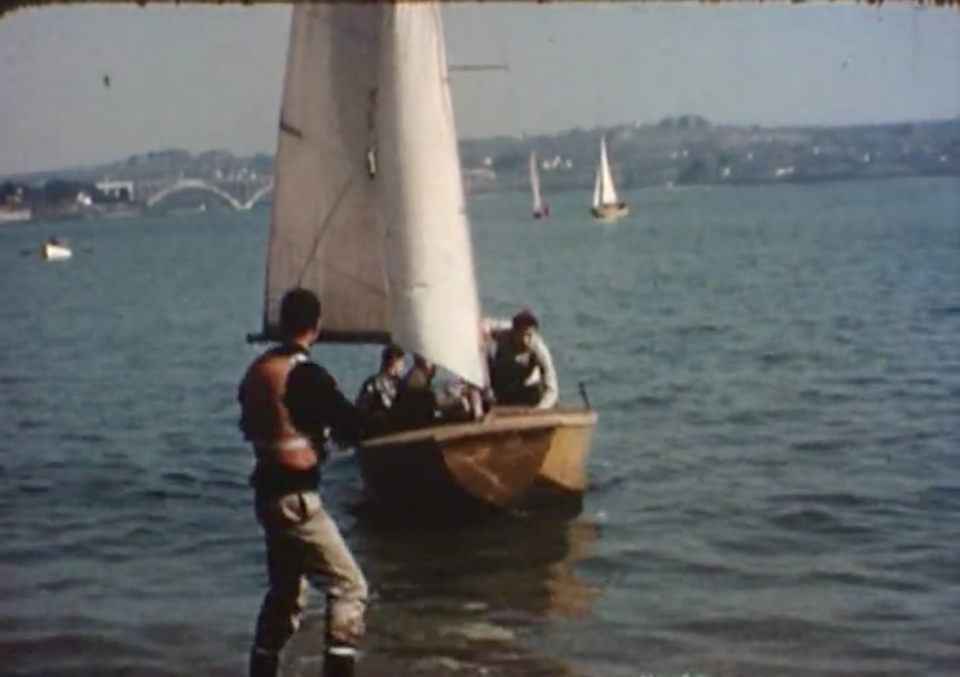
[6,115,959,194]
[457,115,960,193]
[6,149,275,185]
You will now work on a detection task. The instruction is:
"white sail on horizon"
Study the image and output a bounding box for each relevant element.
[530,150,545,214]
[592,136,620,208]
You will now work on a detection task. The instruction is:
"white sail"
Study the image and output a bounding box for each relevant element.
[593,166,603,208]
[259,4,389,342]
[530,151,544,213]
[375,3,487,388]
[591,162,602,209]
[597,136,619,206]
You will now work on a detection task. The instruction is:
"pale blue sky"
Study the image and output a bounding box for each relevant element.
[0,2,957,176]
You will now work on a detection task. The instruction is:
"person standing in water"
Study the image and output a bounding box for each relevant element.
[237,287,369,677]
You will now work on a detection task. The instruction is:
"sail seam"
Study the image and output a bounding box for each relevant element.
[279,119,303,139]
[316,264,390,299]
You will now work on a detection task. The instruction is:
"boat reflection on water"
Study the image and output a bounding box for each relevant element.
[283,512,602,677]
[357,512,601,621]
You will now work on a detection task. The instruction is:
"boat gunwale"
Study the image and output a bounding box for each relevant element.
[359,406,597,448]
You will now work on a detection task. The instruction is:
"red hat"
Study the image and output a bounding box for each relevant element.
[512,309,539,331]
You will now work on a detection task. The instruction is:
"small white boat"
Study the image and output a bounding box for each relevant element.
[41,239,72,261]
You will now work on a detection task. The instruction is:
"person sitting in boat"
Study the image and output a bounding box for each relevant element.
[354,344,405,431]
[440,378,491,422]
[392,355,439,428]
[484,309,559,409]
[389,355,481,431]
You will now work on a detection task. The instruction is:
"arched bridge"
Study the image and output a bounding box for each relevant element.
[141,177,274,211]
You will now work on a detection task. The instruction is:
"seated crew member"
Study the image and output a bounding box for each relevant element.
[237,287,370,677]
[444,379,492,421]
[484,309,559,409]
[389,355,481,430]
[355,344,405,432]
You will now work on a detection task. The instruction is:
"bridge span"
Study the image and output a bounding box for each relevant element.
[136,177,274,211]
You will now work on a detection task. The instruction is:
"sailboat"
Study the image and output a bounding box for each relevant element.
[590,135,628,222]
[530,151,549,219]
[247,3,597,515]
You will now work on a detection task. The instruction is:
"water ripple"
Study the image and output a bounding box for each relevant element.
[2,180,960,677]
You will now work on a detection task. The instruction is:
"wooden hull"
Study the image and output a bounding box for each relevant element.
[356,406,597,516]
[590,203,629,222]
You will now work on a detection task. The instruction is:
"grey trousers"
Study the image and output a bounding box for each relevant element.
[251,490,368,660]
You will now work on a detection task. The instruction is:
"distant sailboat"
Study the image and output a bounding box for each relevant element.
[530,151,549,219]
[590,136,628,222]
[248,3,597,515]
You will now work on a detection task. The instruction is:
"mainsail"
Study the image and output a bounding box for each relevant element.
[376,3,487,387]
[257,4,388,343]
[592,136,619,208]
[254,3,487,387]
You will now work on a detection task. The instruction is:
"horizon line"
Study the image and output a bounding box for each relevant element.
[4,112,959,181]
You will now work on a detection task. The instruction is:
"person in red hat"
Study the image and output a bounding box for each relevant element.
[484,309,559,409]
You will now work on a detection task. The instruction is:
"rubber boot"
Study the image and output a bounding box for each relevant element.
[249,647,280,677]
[322,643,357,677]
[321,591,357,677]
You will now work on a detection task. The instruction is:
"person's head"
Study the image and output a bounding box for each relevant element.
[412,354,436,380]
[401,355,435,390]
[510,309,539,351]
[278,287,322,344]
[380,344,405,377]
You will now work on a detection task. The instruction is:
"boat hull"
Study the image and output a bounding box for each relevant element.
[356,405,597,515]
[590,203,629,222]
[0,208,31,223]
[42,244,72,260]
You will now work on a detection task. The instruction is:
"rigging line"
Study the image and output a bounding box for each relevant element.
[489,5,518,137]
[909,1,922,83]
[488,3,535,203]
[294,166,368,289]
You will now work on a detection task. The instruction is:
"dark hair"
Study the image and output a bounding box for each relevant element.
[380,344,404,366]
[512,309,539,332]
[279,287,322,336]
